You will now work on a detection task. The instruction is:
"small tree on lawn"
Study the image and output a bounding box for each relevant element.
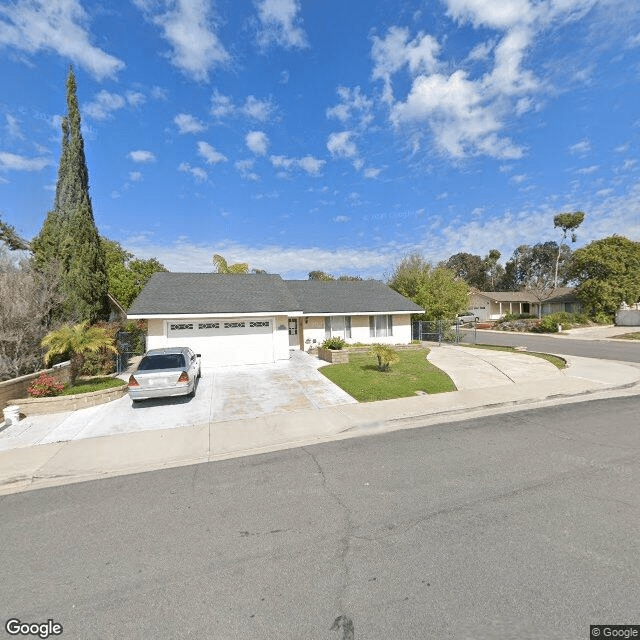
[41,321,118,386]
[370,344,400,372]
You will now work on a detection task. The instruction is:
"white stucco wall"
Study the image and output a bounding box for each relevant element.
[144,316,289,362]
[299,314,412,350]
[616,309,640,326]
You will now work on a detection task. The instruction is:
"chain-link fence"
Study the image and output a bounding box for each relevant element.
[412,320,477,345]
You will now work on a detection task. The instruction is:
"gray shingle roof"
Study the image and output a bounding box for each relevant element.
[474,287,577,303]
[127,273,302,315]
[127,273,423,316]
[284,279,424,314]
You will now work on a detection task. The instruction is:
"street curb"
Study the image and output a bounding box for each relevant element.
[2,368,639,496]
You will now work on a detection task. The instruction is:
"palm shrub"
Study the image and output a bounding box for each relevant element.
[322,336,346,350]
[370,344,400,371]
[41,321,118,385]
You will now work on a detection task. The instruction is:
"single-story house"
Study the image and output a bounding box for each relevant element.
[469,287,582,320]
[127,273,424,366]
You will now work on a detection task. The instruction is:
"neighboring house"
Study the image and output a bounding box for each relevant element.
[469,287,582,320]
[127,273,423,366]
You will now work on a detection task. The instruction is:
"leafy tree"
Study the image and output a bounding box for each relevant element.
[568,236,640,316]
[102,238,168,309]
[388,253,469,321]
[442,252,486,288]
[41,321,118,386]
[483,249,504,290]
[32,66,109,322]
[553,211,585,287]
[503,242,572,316]
[369,344,400,371]
[212,254,250,274]
[442,249,503,289]
[308,271,362,281]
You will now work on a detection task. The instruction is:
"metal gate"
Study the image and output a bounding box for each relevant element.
[412,320,476,345]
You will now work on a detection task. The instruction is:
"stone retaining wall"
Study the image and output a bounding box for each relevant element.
[0,363,70,413]
[318,348,349,364]
[10,384,127,416]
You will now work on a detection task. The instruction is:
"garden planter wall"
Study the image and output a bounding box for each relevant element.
[10,384,127,416]
[0,363,70,413]
[318,348,349,364]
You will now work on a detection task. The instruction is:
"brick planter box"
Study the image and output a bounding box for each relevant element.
[10,383,127,416]
[318,348,349,364]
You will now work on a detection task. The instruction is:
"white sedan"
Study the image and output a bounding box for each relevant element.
[127,347,201,402]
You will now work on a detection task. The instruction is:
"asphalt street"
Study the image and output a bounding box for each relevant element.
[1,396,639,640]
[463,330,640,362]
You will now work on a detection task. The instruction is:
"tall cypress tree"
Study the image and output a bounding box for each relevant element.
[32,66,109,322]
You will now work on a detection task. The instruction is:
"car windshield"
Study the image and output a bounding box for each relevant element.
[138,354,186,370]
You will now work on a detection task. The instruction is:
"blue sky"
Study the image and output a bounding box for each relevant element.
[1,0,639,279]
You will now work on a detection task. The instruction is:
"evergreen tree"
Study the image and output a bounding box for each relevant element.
[32,66,109,322]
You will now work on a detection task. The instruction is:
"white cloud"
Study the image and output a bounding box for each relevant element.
[246,130,269,155]
[298,155,325,176]
[327,131,358,158]
[235,159,259,181]
[122,237,402,278]
[255,0,308,50]
[5,114,23,139]
[326,86,374,128]
[373,1,605,161]
[0,151,51,171]
[576,164,599,174]
[0,0,124,79]
[242,95,275,121]
[129,171,142,182]
[445,0,533,30]
[138,0,230,81]
[174,113,206,134]
[390,70,524,159]
[364,167,382,179]
[128,150,156,163]
[596,188,614,197]
[84,91,126,120]
[178,161,207,182]
[569,139,591,154]
[270,154,296,170]
[210,90,234,118]
[197,140,227,164]
[269,154,324,176]
[371,26,440,103]
[126,91,146,107]
[333,215,350,223]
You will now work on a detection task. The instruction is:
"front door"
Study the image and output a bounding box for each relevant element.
[288,318,298,348]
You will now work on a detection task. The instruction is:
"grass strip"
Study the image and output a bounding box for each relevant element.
[319,348,456,402]
[60,377,126,395]
[463,343,566,369]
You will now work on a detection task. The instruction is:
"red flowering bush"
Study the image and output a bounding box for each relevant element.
[27,373,65,398]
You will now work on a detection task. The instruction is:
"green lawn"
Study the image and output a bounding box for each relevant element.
[319,349,456,402]
[612,332,640,340]
[60,377,126,395]
[463,343,567,369]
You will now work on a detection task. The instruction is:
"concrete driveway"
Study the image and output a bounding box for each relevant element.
[1,351,356,448]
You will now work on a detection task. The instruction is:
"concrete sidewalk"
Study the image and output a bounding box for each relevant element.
[1,345,639,495]
[479,324,640,341]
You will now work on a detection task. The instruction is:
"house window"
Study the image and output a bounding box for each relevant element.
[324,316,351,339]
[369,315,392,338]
[249,321,270,328]
[224,321,245,329]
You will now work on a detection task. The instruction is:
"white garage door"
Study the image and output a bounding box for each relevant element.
[165,318,275,366]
